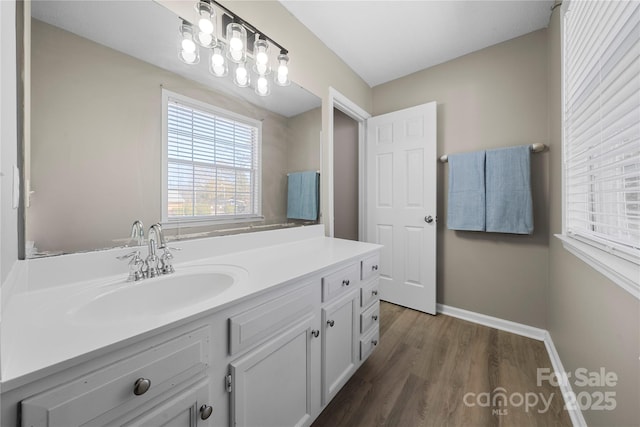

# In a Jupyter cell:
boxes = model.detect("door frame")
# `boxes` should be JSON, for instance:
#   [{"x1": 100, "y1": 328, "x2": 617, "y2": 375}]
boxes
[{"x1": 326, "y1": 87, "x2": 370, "y2": 239}]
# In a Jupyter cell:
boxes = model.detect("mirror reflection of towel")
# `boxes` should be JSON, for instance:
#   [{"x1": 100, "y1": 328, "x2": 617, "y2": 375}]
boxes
[{"x1": 287, "y1": 171, "x2": 319, "y2": 220}]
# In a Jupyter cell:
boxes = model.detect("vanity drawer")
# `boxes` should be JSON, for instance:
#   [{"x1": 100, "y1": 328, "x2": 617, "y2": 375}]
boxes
[
  {"x1": 361, "y1": 278, "x2": 380, "y2": 308},
  {"x1": 322, "y1": 263, "x2": 359, "y2": 302},
  {"x1": 21, "y1": 327, "x2": 209, "y2": 427},
  {"x1": 361, "y1": 253, "x2": 380, "y2": 281},
  {"x1": 360, "y1": 300, "x2": 380, "y2": 334},
  {"x1": 229, "y1": 284, "x2": 316, "y2": 355},
  {"x1": 360, "y1": 327, "x2": 380, "y2": 361}
]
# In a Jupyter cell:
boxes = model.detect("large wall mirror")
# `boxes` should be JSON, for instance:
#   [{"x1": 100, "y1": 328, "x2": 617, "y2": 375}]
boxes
[{"x1": 24, "y1": 0, "x2": 322, "y2": 257}]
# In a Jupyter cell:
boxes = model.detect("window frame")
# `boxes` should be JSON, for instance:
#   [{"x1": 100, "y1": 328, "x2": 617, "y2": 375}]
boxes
[
  {"x1": 161, "y1": 89, "x2": 263, "y2": 228},
  {"x1": 557, "y1": 0, "x2": 640, "y2": 299}
]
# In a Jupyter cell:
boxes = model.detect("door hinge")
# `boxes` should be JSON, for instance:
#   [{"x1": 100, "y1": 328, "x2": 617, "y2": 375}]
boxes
[{"x1": 225, "y1": 374, "x2": 232, "y2": 393}]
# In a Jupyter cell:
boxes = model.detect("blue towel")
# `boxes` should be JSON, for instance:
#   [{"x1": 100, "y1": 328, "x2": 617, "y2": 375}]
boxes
[
  {"x1": 447, "y1": 151, "x2": 486, "y2": 231},
  {"x1": 486, "y1": 145, "x2": 533, "y2": 234},
  {"x1": 287, "y1": 171, "x2": 319, "y2": 220}
]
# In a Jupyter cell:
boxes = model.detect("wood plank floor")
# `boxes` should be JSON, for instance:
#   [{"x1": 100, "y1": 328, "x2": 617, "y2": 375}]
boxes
[{"x1": 312, "y1": 302, "x2": 572, "y2": 427}]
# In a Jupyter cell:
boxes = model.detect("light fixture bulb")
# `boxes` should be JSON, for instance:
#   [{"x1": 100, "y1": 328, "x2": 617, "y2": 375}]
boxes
[
  {"x1": 178, "y1": 20, "x2": 200, "y2": 65},
  {"x1": 255, "y1": 75, "x2": 270, "y2": 96},
  {"x1": 274, "y1": 51, "x2": 290, "y2": 86},
  {"x1": 209, "y1": 46, "x2": 228, "y2": 77},
  {"x1": 234, "y1": 62, "x2": 250, "y2": 87},
  {"x1": 198, "y1": 18, "x2": 214, "y2": 34},
  {"x1": 253, "y1": 36, "x2": 271, "y2": 75},
  {"x1": 226, "y1": 23, "x2": 247, "y2": 64},
  {"x1": 181, "y1": 38, "x2": 196, "y2": 53},
  {"x1": 193, "y1": 1, "x2": 216, "y2": 48}
]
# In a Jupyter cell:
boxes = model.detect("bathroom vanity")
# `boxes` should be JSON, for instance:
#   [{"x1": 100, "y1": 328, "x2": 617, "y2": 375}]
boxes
[{"x1": 0, "y1": 226, "x2": 381, "y2": 426}]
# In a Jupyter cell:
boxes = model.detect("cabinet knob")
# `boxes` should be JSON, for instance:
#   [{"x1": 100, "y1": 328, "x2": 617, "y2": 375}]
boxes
[
  {"x1": 311, "y1": 329, "x2": 320, "y2": 338},
  {"x1": 133, "y1": 378, "x2": 151, "y2": 396},
  {"x1": 327, "y1": 319, "x2": 335, "y2": 327},
  {"x1": 372, "y1": 290, "x2": 378, "y2": 296},
  {"x1": 200, "y1": 404, "x2": 213, "y2": 420},
  {"x1": 342, "y1": 279, "x2": 350, "y2": 286},
  {"x1": 372, "y1": 265, "x2": 378, "y2": 271},
  {"x1": 371, "y1": 339, "x2": 378, "y2": 346},
  {"x1": 372, "y1": 315, "x2": 378, "y2": 321}
]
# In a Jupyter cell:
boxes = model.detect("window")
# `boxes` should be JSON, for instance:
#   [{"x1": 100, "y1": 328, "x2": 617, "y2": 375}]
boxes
[
  {"x1": 162, "y1": 90, "x2": 261, "y2": 225},
  {"x1": 560, "y1": 0, "x2": 640, "y2": 296}
]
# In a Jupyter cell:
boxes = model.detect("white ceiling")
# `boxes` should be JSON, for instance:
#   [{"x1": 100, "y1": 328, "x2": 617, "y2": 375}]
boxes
[{"x1": 280, "y1": 0, "x2": 554, "y2": 87}]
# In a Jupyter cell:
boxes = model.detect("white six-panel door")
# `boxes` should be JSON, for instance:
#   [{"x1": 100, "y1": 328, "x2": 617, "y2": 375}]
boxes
[{"x1": 365, "y1": 102, "x2": 437, "y2": 314}]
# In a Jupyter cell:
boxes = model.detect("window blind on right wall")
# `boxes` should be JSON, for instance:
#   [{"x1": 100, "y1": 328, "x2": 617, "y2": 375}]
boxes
[{"x1": 563, "y1": 0, "x2": 640, "y2": 262}]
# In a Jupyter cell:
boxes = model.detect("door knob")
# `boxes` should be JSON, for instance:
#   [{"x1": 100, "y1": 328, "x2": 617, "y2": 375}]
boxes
[{"x1": 425, "y1": 215, "x2": 434, "y2": 224}]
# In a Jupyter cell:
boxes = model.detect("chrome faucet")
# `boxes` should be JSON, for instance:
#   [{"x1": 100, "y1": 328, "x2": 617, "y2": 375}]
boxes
[
  {"x1": 119, "y1": 221, "x2": 177, "y2": 281},
  {"x1": 130, "y1": 220, "x2": 145, "y2": 246}
]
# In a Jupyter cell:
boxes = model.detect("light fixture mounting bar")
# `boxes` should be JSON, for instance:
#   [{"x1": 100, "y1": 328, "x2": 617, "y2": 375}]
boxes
[{"x1": 210, "y1": 0, "x2": 288, "y2": 54}]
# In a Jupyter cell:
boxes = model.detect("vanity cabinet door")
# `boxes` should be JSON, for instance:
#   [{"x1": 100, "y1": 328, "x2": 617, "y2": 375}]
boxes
[
  {"x1": 321, "y1": 289, "x2": 358, "y2": 405},
  {"x1": 122, "y1": 378, "x2": 212, "y2": 427},
  {"x1": 229, "y1": 314, "x2": 318, "y2": 427}
]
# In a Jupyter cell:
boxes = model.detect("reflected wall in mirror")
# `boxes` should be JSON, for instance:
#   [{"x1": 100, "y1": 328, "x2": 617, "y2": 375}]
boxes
[{"x1": 26, "y1": 0, "x2": 322, "y2": 257}]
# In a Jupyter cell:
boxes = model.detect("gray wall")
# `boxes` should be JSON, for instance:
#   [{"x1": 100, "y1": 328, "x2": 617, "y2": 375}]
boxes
[
  {"x1": 333, "y1": 109, "x2": 358, "y2": 241},
  {"x1": 546, "y1": 7, "x2": 640, "y2": 426},
  {"x1": 372, "y1": 30, "x2": 549, "y2": 328}
]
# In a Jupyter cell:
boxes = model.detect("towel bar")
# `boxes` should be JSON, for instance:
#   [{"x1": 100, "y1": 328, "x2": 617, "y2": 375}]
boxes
[{"x1": 439, "y1": 143, "x2": 546, "y2": 163}]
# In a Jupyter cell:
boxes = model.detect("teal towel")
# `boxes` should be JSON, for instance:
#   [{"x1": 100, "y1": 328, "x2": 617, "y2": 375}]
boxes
[
  {"x1": 447, "y1": 151, "x2": 486, "y2": 231},
  {"x1": 287, "y1": 171, "x2": 319, "y2": 220},
  {"x1": 486, "y1": 145, "x2": 533, "y2": 234}
]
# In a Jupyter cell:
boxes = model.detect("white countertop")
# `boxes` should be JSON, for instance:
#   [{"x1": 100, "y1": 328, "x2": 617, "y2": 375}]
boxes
[{"x1": 1, "y1": 227, "x2": 380, "y2": 391}]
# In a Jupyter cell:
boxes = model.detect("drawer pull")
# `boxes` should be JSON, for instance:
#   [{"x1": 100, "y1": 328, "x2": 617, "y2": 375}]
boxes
[
  {"x1": 327, "y1": 320, "x2": 335, "y2": 327},
  {"x1": 372, "y1": 315, "x2": 378, "y2": 321},
  {"x1": 342, "y1": 279, "x2": 350, "y2": 287},
  {"x1": 133, "y1": 378, "x2": 151, "y2": 396},
  {"x1": 371, "y1": 339, "x2": 378, "y2": 346},
  {"x1": 200, "y1": 404, "x2": 213, "y2": 420},
  {"x1": 372, "y1": 290, "x2": 378, "y2": 296},
  {"x1": 311, "y1": 329, "x2": 320, "y2": 338}
]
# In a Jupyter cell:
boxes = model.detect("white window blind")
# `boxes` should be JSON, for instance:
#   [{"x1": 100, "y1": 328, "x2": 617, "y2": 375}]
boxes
[
  {"x1": 166, "y1": 96, "x2": 260, "y2": 221},
  {"x1": 563, "y1": 0, "x2": 640, "y2": 262}
]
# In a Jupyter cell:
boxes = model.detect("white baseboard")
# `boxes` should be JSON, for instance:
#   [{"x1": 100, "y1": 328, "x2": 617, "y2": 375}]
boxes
[
  {"x1": 543, "y1": 331, "x2": 588, "y2": 427},
  {"x1": 436, "y1": 303, "x2": 586, "y2": 426},
  {"x1": 436, "y1": 303, "x2": 547, "y2": 341}
]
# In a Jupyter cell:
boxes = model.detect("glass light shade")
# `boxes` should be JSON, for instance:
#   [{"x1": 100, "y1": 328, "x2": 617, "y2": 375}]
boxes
[
  {"x1": 233, "y1": 62, "x2": 251, "y2": 87},
  {"x1": 209, "y1": 46, "x2": 228, "y2": 77},
  {"x1": 274, "y1": 52, "x2": 290, "y2": 86},
  {"x1": 194, "y1": 1, "x2": 216, "y2": 48},
  {"x1": 255, "y1": 75, "x2": 270, "y2": 97},
  {"x1": 252, "y1": 37, "x2": 271, "y2": 75},
  {"x1": 226, "y1": 22, "x2": 247, "y2": 64},
  {"x1": 178, "y1": 21, "x2": 200, "y2": 65}
]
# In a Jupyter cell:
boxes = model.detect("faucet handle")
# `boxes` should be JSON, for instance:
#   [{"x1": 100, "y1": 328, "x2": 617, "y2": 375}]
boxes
[
  {"x1": 118, "y1": 250, "x2": 145, "y2": 282},
  {"x1": 160, "y1": 247, "x2": 176, "y2": 275}
]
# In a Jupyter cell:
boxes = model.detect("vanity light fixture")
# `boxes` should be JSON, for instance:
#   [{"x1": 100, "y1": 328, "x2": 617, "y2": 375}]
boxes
[
  {"x1": 178, "y1": 20, "x2": 199, "y2": 65},
  {"x1": 209, "y1": 45, "x2": 228, "y2": 77},
  {"x1": 226, "y1": 21, "x2": 247, "y2": 63},
  {"x1": 234, "y1": 61, "x2": 251, "y2": 87},
  {"x1": 194, "y1": 0, "x2": 216, "y2": 48},
  {"x1": 179, "y1": 0, "x2": 291, "y2": 95},
  {"x1": 253, "y1": 35, "x2": 271, "y2": 75},
  {"x1": 275, "y1": 50, "x2": 290, "y2": 87}
]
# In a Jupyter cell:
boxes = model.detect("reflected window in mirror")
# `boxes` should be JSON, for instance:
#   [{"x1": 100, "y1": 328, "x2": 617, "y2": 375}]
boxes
[{"x1": 162, "y1": 89, "x2": 262, "y2": 227}]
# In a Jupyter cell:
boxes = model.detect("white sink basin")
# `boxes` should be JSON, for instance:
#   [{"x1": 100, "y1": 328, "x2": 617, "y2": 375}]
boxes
[{"x1": 66, "y1": 264, "x2": 247, "y2": 324}]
